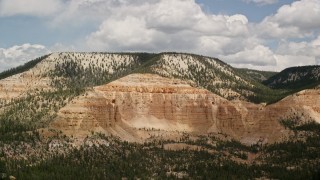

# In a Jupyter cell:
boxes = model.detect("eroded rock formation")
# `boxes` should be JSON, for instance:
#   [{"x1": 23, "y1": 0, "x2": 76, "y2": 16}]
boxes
[{"x1": 51, "y1": 74, "x2": 320, "y2": 143}]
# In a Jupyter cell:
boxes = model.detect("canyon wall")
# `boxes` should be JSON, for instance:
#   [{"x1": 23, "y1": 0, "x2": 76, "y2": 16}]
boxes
[{"x1": 50, "y1": 74, "x2": 320, "y2": 143}]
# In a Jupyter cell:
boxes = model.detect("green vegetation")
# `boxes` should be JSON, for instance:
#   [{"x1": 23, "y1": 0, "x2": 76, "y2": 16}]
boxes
[
  {"x1": 263, "y1": 65, "x2": 320, "y2": 89},
  {"x1": 144, "y1": 53, "x2": 290, "y2": 104},
  {"x1": 245, "y1": 83, "x2": 290, "y2": 104},
  {"x1": 261, "y1": 119, "x2": 320, "y2": 179},
  {"x1": 236, "y1": 68, "x2": 277, "y2": 82},
  {"x1": 0, "y1": 89, "x2": 80, "y2": 142},
  {"x1": 4, "y1": 135, "x2": 254, "y2": 179},
  {"x1": 50, "y1": 53, "x2": 139, "y2": 90},
  {"x1": 234, "y1": 67, "x2": 292, "y2": 104},
  {"x1": 3, "y1": 121, "x2": 320, "y2": 180},
  {"x1": 48, "y1": 52, "x2": 170, "y2": 92},
  {"x1": 1, "y1": 52, "x2": 313, "y2": 104}
]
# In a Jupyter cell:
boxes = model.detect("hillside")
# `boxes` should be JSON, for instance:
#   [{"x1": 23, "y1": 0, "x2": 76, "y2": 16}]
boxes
[
  {"x1": 0, "y1": 54, "x2": 51, "y2": 81},
  {"x1": 236, "y1": 68, "x2": 277, "y2": 82},
  {"x1": 47, "y1": 52, "x2": 259, "y2": 101},
  {"x1": 1, "y1": 52, "x2": 320, "y2": 179},
  {"x1": 0, "y1": 52, "x2": 293, "y2": 104},
  {"x1": 263, "y1": 65, "x2": 320, "y2": 89}
]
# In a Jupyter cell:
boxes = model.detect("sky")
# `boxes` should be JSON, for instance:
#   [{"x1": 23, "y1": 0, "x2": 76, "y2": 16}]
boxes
[{"x1": 0, "y1": 0, "x2": 320, "y2": 72}]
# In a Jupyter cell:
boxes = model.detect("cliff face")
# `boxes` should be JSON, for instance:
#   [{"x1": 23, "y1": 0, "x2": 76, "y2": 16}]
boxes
[
  {"x1": 2, "y1": 52, "x2": 319, "y2": 144},
  {"x1": 51, "y1": 74, "x2": 218, "y2": 140},
  {"x1": 50, "y1": 73, "x2": 320, "y2": 144}
]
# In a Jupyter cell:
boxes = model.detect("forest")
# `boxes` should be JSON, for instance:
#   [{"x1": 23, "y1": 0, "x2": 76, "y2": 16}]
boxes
[{"x1": 1, "y1": 118, "x2": 320, "y2": 179}]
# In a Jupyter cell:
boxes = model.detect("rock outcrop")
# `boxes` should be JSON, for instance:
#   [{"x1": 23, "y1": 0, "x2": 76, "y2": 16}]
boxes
[{"x1": 51, "y1": 73, "x2": 320, "y2": 143}]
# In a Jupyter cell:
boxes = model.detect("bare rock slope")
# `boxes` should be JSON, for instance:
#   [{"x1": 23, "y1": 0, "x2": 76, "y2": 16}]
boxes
[{"x1": 51, "y1": 73, "x2": 320, "y2": 143}]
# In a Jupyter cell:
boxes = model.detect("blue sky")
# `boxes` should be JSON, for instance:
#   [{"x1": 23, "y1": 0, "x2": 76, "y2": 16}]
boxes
[
  {"x1": 0, "y1": 0, "x2": 319, "y2": 72},
  {"x1": 197, "y1": 0, "x2": 295, "y2": 22}
]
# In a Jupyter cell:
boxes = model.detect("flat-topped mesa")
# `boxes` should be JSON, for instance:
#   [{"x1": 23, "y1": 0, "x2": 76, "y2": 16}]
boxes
[{"x1": 51, "y1": 73, "x2": 293, "y2": 143}]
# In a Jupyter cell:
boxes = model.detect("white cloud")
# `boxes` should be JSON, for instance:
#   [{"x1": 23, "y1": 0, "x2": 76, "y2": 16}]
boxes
[
  {"x1": 257, "y1": 0, "x2": 320, "y2": 38},
  {"x1": 0, "y1": 44, "x2": 50, "y2": 72},
  {"x1": 316, "y1": 57, "x2": 320, "y2": 65},
  {"x1": 241, "y1": 0, "x2": 320, "y2": 71},
  {"x1": 234, "y1": 34, "x2": 320, "y2": 71},
  {"x1": 86, "y1": 0, "x2": 251, "y2": 54},
  {"x1": 234, "y1": 35, "x2": 320, "y2": 71},
  {"x1": 231, "y1": 54, "x2": 317, "y2": 72},
  {"x1": 274, "y1": 55, "x2": 317, "y2": 70},
  {"x1": 312, "y1": 35, "x2": 320, "y2": 47},
  {"x1": 272, "y1": 0, "x2": 320, "y2": 31},
  {"x1": 222, "y1": 45, "x2": 277, "y2": 66},
  {"x1": 0, "y1": 0, "x2": 64, "y2": 16},
  {"x1": 50, "y1": 43, "x2": 77, "y2": 52},
  {"x1": 145, "y1": 0, "x2": 203, "y2": 32},
  {"x1": 243, "y1": 0, "x2": 278, "y2": 6},
  {"x1": 84, "y1": 0, "x2": 319, "y2": 70},
  {"x1": 193, "y1": 14, "x2": 249, "y2": 37},
  {"x1": 276, "y1": 40, "x2": 320, "y2": 57},
  {"x1": 1, "y1": 0, "x2": 319, "y2": 72},
  {"x1": 87, "y1": 16, "x2": 167, "y2": 51},
  {"x1": 50, "y1": 0, "x2": 116, "y2": 27}
]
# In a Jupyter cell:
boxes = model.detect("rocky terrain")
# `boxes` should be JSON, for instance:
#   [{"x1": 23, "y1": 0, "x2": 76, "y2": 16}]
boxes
[
  {"x1": 1, "y1": 52, "x2": 320, "y2": 179},
  {"x1": 50, "y1": 73, "x2": 320, "y2": 145}
]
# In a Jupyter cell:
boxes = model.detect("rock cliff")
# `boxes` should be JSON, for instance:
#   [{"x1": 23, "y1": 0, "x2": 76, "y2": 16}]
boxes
[{"x1": 51, "y1": 73, "x2": 320, "y2": 144}]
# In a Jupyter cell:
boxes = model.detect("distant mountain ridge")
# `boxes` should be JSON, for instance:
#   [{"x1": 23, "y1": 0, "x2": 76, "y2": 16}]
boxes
[{"x1": 263, "y1": 65, "x2": 320, "y2": 90}]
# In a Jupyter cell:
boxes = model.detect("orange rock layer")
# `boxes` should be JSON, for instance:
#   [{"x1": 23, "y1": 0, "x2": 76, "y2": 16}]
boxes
[{"x1": 51, "y1": 74, "x2": 320, "y2": 144}]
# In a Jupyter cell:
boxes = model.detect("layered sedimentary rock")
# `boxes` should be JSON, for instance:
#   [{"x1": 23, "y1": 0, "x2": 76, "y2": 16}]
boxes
[
  {"x1": 51, "y1": 74, "x2": 222, "y2": 140},
  {"x1": 51, "y1": 73, "x2": 320, "y2": 143}
]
